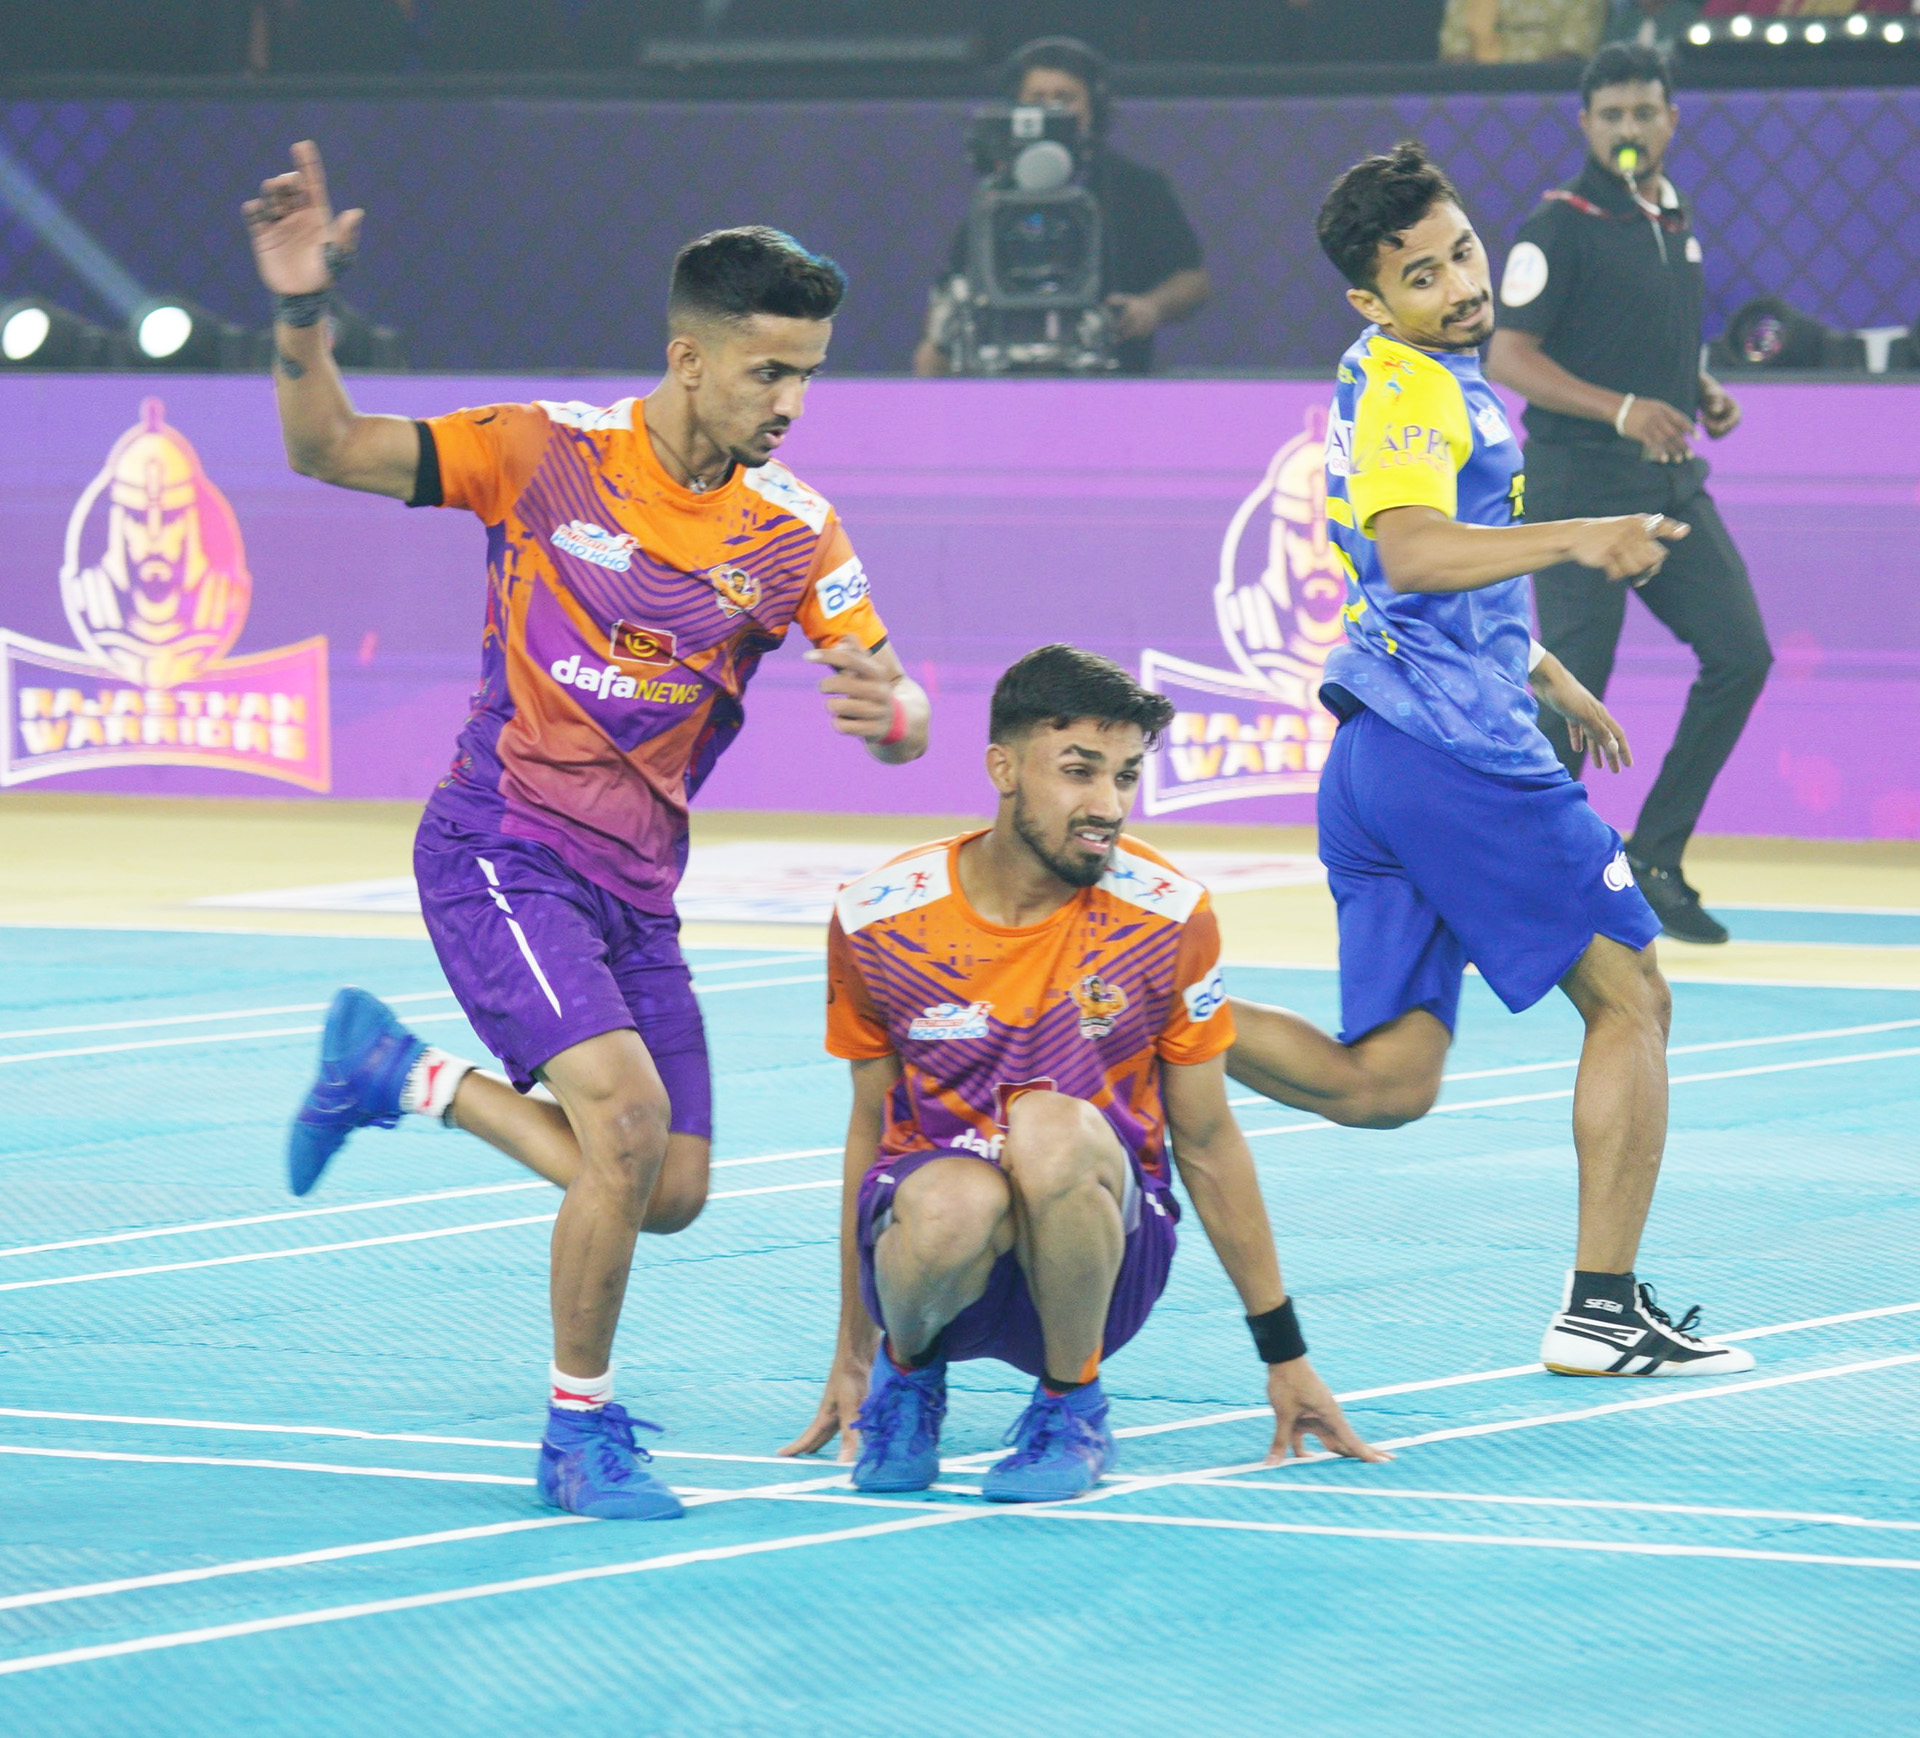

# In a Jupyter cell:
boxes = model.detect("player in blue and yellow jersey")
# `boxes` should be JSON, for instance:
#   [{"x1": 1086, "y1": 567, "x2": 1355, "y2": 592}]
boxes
[
  {"x1": 1228, "y1": 143, "x2": 1754, "y2": 1380},
  {"x1": 781, "y1": 646, "x2": 1382, "y2": 1499}
]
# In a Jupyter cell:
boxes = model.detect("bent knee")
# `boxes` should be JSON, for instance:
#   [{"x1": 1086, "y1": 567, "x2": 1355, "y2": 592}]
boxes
[
  {"x1": 1002, "y1": 1091, "x2": 1119, "y2": 1198},
  {"x1": 894, "y1": 1162, "x2": 1010, "y2": 1263},
  {"x1": 575, "y1": 1086, "x2": 672, "y2": 1176},
  {"x1": 1336, "y1": 1071, "x2": 1441, "y2": 1130},
  {"x1": 640, "y1": 1179, "x2": 707, "y2": 1235}
]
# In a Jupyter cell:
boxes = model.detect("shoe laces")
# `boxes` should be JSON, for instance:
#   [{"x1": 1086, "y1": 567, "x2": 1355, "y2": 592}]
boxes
[
  {"x1": 1637, "y1": 1283, "x2": 1705, "y2": 1344},
  {"x1": 999, "y1": 1394, "x2": 1101, "y2": 1469},
  {"x1": 589, "y1": 1402, "x2": 664, "y2": 1472},
  {"x1": 855, "y1": 1369, "x2": 942, "y2": 1454}
]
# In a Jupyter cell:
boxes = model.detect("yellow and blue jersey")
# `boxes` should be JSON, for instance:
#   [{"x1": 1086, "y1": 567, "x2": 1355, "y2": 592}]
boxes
[{"x1": 1320, "y1": 327, "x2": 1562, "y2": 779}]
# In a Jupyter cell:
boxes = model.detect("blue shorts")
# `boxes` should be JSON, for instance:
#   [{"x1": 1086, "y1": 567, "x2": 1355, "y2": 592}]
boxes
[
  {"x1": 413, "y1": 809, "x2": 712, "y2": 1136},
  {"x1": 1318, "y1": 706, "x2": 1661, "y2": 1043}
]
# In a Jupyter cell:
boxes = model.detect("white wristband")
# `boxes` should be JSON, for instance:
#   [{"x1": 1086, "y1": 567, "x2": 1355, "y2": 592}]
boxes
[
  {"x1": 1528, "y1": 637, "x2": 1548, "y2": 673},
  {"x1": 1613, "y1": 393, "x2": 1636, "y2": 437}
]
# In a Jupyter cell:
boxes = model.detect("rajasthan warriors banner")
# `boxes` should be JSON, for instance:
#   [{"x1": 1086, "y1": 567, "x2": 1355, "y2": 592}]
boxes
[
  {"x1": 1140, "y1": 405, "x2": 1344, "y2": 816},
  {"x1": 0, "y1": 398, "x2": 329, "y2": 791}
]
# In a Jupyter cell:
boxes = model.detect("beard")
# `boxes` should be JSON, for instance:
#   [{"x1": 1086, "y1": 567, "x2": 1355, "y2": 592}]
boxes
[{"x1": 1012, "y1": 789, "x2": 1115, "y2": 889}]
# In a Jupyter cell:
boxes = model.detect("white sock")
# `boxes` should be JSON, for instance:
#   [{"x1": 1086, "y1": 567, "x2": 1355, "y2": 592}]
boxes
[
  {"x1": 399, "y1": 1047, "x2": 474, "y2": 1121},
  {"x1": 550, "y1": 1363, "x2": 614, "y2": 1412}
]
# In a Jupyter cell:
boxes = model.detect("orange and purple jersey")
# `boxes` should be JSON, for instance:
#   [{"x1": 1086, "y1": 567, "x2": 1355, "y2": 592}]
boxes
[
  {"x1": 417, "y1": 397, "x2": 887, "y2": 912},
  {"x1": 825, "y1": 832, "x2": 1235, "y2": 1187}
]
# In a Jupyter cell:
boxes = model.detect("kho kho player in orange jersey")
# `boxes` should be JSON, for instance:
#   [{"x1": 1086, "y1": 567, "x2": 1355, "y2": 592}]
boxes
[
  {"x1": 783, "y1": 646, "x2": 1382, "y2": 1500},
  {"x1": 247, "y1": 141, "x2": 930, "y2": 1519}
]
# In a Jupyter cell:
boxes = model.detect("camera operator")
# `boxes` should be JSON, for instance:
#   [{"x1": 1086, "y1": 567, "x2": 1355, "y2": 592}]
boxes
[
  {"x1": 912, "y1": 36, "x2": 1211, "y2": 376},
  {"x1": 1486, "y1": 41, "x2": 1771, "y2": 946}
]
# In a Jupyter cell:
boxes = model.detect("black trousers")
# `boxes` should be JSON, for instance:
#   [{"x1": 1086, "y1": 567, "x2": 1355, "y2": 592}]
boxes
[{"x1": 1528, "y1": 445, "x2": 1773, "y2": 871}]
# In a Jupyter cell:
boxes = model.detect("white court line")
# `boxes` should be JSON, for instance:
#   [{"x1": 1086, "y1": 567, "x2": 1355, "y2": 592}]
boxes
[
  {"x1": 0, "y1": 958, "x2": 807, "y2": 1044},
  {"x1": 1191, "y1": 1480, "x2": 1920, "y2": 1534},
  {"x1": 1098, "y1": 1296, "x2": 1920, "y2": 1444},
  {"x1": 0, "y1": 1444, "x2": 539, "y2": 1487},
  {"x1": 0, "y1": 1176, "x2": 841, "y2": 1295},
  {"x1": 0, "y1": 1145, "x2": 840, "y2": 1262},
  {"x1": 1238, "y1": 1042, "x2": 1920, "y2": 1137},
  {"x1": 0, "y1": 1517, "x2": 594, "y2": 1614},
  {"x1": 0, "y1": 1509, "x2": 981, "y2": 1680},
  {"x1": 0, "y1": 1409, "x2": 800, "y2": 1465},
  {"x1": 0, "y1": 978, "x2": 825, "y2": 1066},
  {"x1": 0, "y1": 991, "x2": 457, "y2": 1043}
]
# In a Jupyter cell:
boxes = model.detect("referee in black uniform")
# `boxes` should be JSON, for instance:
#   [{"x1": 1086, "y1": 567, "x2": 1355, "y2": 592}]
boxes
[{"x1": 1487, "y1": 42, "x2": 1772, "y2": 945}]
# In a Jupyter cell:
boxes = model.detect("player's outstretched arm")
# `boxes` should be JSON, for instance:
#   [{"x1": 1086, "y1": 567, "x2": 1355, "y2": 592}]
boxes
[
  {"x1": 1373, "y1": 503, "x2": 1690, "y2": 596},
  {"x1": 779, "y1": 1054, "x2": 895, "y2": 1460},
  {"x1": 1531, "y1": 649, "x2": 1633, "y2": 773},
  {"x1": 1163, "y1": 1057, "x2": 1389, "y2": 1465},
  {"x1": 805, "y1": 637, "x2": 930, "y2": 765},
  {"x1": 242, "y1": 141, "x2": 419, "y2": 500}
]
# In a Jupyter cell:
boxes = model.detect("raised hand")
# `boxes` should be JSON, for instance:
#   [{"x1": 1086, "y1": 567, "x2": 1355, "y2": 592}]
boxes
[
  {"x1": 1263, "y1": 1357, "x2": 1392, "y2": 1466},
  {"x1": 242, "y1": 140, "x2": 363, "y2": 298},
  {"x1": 1566, "y1": 513, "x2": 1689, "y2": 586}
]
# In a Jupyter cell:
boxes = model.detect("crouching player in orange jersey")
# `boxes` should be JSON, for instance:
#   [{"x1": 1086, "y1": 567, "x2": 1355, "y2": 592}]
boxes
[{"x1": 783, "y1": 646, "x2": 1383, "y2": 1500}]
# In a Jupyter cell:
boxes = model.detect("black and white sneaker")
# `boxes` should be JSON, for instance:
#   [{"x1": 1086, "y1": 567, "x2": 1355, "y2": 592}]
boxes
[{"x1": 1540, "y1": 1271, "x2": 1755, "y2": 1377}]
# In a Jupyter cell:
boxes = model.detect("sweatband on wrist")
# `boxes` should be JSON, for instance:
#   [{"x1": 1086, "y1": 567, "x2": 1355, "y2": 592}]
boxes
[
  {"x1": 275, "y1": 289, "x2": 331, "y2": 328},
  {"x1": 879, "y1": 694, "x2": 908, "y2": 747},
  {"x1": 1528, "y1": 637, "x2": 1548, "y2": 673},
  {"x1": 1247, "y1": 1298, "x2": 1307, "y2": 1365},
  {"x1": 1613, "y1": 393, "x2": 1636, "y2": 437}
]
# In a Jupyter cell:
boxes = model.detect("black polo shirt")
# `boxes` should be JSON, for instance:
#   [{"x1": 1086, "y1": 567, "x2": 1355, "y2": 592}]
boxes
[
  {"x1": 1498, "y1": 156, "x2": 1706, "y2": 448},
  {"x1": 944, "y1": 146, "x2": 1203, "y2": 375}
]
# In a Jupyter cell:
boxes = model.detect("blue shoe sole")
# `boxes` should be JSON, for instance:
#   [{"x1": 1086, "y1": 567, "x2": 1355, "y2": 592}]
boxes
[
  {"x1": 851, "y1": 1463, "x2": 939, "y2": 1494},
  {"x1": 286, "y1": 988, "x2": 418, "y2": 1197}
]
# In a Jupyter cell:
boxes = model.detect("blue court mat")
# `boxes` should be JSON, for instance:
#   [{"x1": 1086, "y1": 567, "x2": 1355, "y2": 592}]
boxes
[{"x1": 2, "y1": 926, "x2": 1918, "y2": 1735}]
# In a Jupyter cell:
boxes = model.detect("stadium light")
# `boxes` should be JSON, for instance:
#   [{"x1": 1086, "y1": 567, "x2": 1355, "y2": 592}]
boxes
[
  {"x1": 1847, "y1": 13, "x2": 1869, "y2": 36},
  {"x1": 1729, "y1": 15, "x2": 1753, "y2": 38},
  {"x1": 128, "y1": 297, "x2": 259, "y2": 370},
  {"x1": 1889, "y1": 22, "x2": 1909, "y2": 44},
  {"x1": 0, "y1": 296, "x2": 122, "y2": 368},
  {"x1": 1764, "y1": 22, "x2": 1789, "y2": 44},
  {"x1": 1805, "y1": 22, "x2": 1826, "y2": 44},
  {"x1": 1688, "y1": 21, "x2": 1711, "y2": 45}
]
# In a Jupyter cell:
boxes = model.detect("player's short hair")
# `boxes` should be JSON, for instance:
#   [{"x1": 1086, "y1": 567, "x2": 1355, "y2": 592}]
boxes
[
  {"x1": 668, "y1": 227, "x2": 847, "y2": 329},
  {"x1": 1581, "y1": 41, "x2": 1673, "y2": 107},
  {"x1": 990, "y1": 645, "x2": 1175, "y2": 749},
  {"x1": 1316, "y1": 140, "x2": 1465, "y2": 293}
]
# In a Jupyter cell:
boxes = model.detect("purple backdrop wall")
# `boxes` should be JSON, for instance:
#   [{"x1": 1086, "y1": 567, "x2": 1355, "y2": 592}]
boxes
[
  {"x1": 2, "y1": 87, "x2": 1916, "y2": 373},
  {"x1": 2, "y1": 374, "x2": 1915, "y2": 841}
]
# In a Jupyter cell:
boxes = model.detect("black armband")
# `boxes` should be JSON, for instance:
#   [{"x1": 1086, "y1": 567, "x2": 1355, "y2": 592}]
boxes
[
  {"x1": 1247, "y1": 1297, "x2": 1307, "y2": 1365},
  {"x1": 406, "y1": 421, "x2": 443, "y2": 510}
]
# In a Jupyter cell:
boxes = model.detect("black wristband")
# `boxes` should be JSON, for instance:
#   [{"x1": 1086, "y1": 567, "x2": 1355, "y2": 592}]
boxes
[
  {"x1": 275, "y1": 289, "x2": 330, "y2": 329},
  {"x1": 1247, "y1": 1298, "x2": 1307, "y2": 1365}
]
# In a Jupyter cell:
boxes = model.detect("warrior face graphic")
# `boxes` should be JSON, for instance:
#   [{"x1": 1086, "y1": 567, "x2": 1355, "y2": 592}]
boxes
[{"x1": 60, "y1": 399, "x2": 252, "y2": 688}]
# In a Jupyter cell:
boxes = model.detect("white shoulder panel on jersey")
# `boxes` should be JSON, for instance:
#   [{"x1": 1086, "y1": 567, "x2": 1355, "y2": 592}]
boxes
[
  {"x1": 742, "y1": 460, "x2": 832, "y2": 534},
  {"x1": 837, "y1": 844, "x2": 951, "y2": 935},
  {"x1": 1098, "y1": 847, "x2": 1204, "y2": 924},
  {"x1": 535, "y1": 398, "x2": 638, "y2": 432}
]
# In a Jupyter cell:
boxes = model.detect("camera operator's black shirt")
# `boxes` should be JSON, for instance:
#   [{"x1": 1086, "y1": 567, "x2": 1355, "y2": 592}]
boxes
[
  {"x1": 1499, "y1": 156, "x2": 1705, "y2": 448},
  {"x1": 944, "y1": 146, "x2": 1203, "y2": 374}
]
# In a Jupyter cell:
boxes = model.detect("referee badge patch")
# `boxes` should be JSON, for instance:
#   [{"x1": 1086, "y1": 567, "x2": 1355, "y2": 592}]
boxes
[{"x1": 1499, "y1": 241, "x2": 1549, "y2": 308}]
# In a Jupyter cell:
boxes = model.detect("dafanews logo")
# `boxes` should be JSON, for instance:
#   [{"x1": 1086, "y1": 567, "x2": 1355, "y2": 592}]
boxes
[
  {"x1": 548, "y1": 653, "x2": 702, "y2": 707},
  {"x1": 907, "y1": 1001, "x2": 992, "y2": 1042},
  {"x1": 1182, "y1": 965, "x2": 1227, "y2": 1025},
  {"x1": 551, "y1": 521, "x2": 640, "y2": 572},
  {"x1": 814, "y1": 556, "x2": 870, "y2": 618}
]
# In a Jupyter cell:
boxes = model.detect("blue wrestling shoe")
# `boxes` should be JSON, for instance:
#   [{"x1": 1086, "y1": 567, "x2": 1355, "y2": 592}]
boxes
[
  {"x1": 286, "y1": 987, "x2": 423, "y2": 1197},
  {"x1": 851, "y1": 1355, "x2": 947, "y2": 1493},
  {"x1": 981, "y1": 1380, "x2": 1116, "y2": 1503},
  {"x1": 537, "y1": 1403, "x2": 685, "y2": 1521}
]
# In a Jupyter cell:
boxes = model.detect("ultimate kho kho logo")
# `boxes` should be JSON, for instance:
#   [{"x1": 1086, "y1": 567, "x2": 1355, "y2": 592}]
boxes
[
  {"x1": 1140, "y1": 406, "x2": 1345, "y2": 815},
  {"x1": 0, "y1": 399, "x2": 329, "y2": 791}
]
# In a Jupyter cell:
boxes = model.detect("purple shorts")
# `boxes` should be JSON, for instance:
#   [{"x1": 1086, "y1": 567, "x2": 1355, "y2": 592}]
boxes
[
  {"x1": 413, "y1": 809, "x2": 712, "y2": 1136},
  {"x1": 857, "y1": 1146, "x2": 1179, "y2": 1379}
]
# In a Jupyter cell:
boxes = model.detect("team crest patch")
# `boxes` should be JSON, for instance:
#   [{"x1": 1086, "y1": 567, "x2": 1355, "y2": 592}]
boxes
[
  {"x1": 1070, "y1": 973, "x2": 1129, "y2": 1039},
  {"x1": 1603, "y1": 850, "x2": 1635, "y2": 893},
  {"x1": 907, "y1": 1001, "x2": 992, "y2": 1042},
  {"x1": 608, "y1": 620, "x2": 676, "y2": 670},
  {"x1": 707, "y1": 564, "x2": 761, "y2": 618}
]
